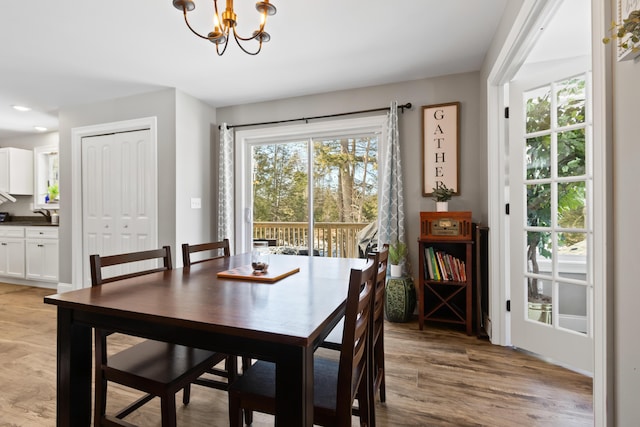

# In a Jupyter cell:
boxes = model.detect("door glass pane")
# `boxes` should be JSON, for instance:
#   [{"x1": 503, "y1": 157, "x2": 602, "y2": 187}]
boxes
[
  {"x1": 558, "y1": 129, "x2": 586, "y2": 177},
  {"x1": 558, "y1": 281, "x2": 588, "y2": 334},
  {"x1": 556, "y1": 77, "x2": 586, "y2": 127},
  {"x1": 527, "y1": 231, "x2": 552, "y2": 276},
  {"x1": 557, "y1": 232, "x2": 587, "y2": 280},
  {"x1": 525, "y1": 86, "x2": 551, "y2": 133},
  {"x1": 251, "y1": 134, "x2": 379, "y2": 259},
  {"x1": 557, "y1": 182, "x2": 586, "y2": 229},
  {"x1": 527, "y1": 184, "x2": 551, "y2": 226},
  {"x1": 526, "y1": 230, "x2": 553, "y2": 324},
  {"x1": 313, "y1": 136, "x2": 378, "y2": 258},
  {"x1": 527, "y1": 277, "x2": 553, "y2": 325},
  {"x1": 252, "y1": 141, "x2": 309, "y2": 252},
  {"x1": 526, "y1": 135, "x2": 551, "y2": 179}
]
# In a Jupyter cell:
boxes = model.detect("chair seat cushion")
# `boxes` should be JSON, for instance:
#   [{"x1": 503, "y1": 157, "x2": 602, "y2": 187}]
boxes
[
  {"x1": 228, "y1": 357, "x2": 339, "y2": 411},
  {"x1": 107, "y1": 339, "x2": 222, "y2": 385}
]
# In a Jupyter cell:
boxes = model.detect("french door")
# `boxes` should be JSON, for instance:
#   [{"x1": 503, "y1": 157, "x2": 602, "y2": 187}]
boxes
[{"x1": 509, "y1": 57, "x2": 593, "y2": 373}]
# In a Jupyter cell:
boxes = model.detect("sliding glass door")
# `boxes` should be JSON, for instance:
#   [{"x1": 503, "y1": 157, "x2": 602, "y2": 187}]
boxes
[{"x1": 235, "y1": 115, "x2": 388, "y2": 257}]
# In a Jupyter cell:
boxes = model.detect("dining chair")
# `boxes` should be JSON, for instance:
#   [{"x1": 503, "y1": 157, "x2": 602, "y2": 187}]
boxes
[
  {"x1": 227, "y1": 254, "x2": 377, "y2": 427},
  {"x1": 90, "y1": 246, "x2": 228, "y2": 427},
  {"x1": 181, "y1": 238, "x2": 230, "y2": 266},
  {"x1": 181, "y1": 239, "x2": 252, "y2": 387},
  {"x1": 320, "y1": 244, "x2": 390, "y2": 407}
]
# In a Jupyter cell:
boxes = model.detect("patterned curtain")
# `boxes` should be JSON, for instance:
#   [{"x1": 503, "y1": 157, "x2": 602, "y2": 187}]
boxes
[
  {"x1": 218, "y1": 124, "x2": 235, "y2": 250},
  {"x1": 378, "y1": 101, "x2": 409, "y2": 275}
]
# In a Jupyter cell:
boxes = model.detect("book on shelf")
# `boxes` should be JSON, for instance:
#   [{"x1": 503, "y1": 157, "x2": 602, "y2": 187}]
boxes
[
  {"x1": 424, "y1": 246, "x2": 467, "y2": 282},
  {"x1": 425, "y1": 247, "x2": 435, "y2": 280}
]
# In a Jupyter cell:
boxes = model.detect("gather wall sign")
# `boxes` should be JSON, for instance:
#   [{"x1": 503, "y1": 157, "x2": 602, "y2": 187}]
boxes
[{"x1": 422, "y1": 102, "x2": 460, "y2": 197}]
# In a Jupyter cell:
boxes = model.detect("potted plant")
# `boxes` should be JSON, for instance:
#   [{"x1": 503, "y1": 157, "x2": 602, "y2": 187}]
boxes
[
  {"x1": 388, "y1": 241, "x2": 407, "y2": 277},
  {"x1": 431, "y1": 184, "x2": 454, "y2": 212},
  {"x1": 385, "y1": 241, "x2": 416, "y2": 322},
  {"x1": 603, "y1": 9, "x2": 640, "y2": 53},
  {"x1": 47, "y1": 183, "x2": 59, "y2": 202}
]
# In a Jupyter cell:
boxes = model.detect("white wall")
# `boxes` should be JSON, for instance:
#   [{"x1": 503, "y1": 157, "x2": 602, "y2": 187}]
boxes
[
  {"x1": 612, "y1": 34, "x2": 640, "y2": 425},
  {"x1": 58, "y1": 89, "x2": 178, "y2": 283},
  {"x1": 57, "y1": 88, "x2": 216, "y2": 282},
  {"x1": 217, "y1": 72, "x2": 486, "y2": 281},
  {"x1": 175, "y1": 91, "x2": 217, "y2": 267}
]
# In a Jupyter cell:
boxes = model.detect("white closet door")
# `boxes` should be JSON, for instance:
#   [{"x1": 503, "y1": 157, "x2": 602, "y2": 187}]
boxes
[{"x1": 82, "y1": 129, "x2": 156, "y2": 282}]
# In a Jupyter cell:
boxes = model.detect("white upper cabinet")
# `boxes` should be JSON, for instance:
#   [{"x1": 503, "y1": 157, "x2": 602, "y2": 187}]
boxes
[
  {"x1": 0, "y1": 147, "x2": 33, "y2": 195},
  {"x1": 33, "y1": 145, "x2": 59, "y2": 209}
]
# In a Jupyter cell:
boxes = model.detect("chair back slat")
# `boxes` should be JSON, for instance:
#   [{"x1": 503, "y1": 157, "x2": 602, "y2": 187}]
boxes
[
  {"x1": 368, "y1": 243, "x2": 389, "y2": 341},
  {"x1": 182, "y1": 239, "x2": 230, "y2": 266},
  {"x1": 90, "y1": 246, "x2": 173, "y2": 286}
]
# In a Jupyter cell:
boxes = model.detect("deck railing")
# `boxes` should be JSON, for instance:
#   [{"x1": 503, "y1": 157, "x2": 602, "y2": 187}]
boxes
[{"x1": 253, "y1": 221, "x2": 370, "y2": 258}]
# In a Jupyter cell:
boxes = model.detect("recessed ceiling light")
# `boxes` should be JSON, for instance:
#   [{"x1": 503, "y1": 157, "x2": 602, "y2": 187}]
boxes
[
  {"x1": 34, "y1": 126, "x2": 48, "y2": 132},
  {"x1": 12, "y1": 105, "x2": 31, "y2": 112}
]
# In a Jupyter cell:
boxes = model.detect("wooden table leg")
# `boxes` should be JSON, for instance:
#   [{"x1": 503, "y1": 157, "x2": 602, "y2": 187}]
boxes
[
  {"x1": 275, "y1": 346, "x2": 314, "y2": 426},
  {"x1": 57, "y1": 308, "x2": 92, "y2": 426}
]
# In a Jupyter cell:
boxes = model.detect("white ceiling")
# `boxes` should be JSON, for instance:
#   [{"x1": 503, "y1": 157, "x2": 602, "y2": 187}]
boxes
[{"x1": 0, "y1": 0, "x2": 587, "y2": 140}]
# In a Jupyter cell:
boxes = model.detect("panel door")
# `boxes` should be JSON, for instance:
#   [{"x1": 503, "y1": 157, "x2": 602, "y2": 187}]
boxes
[{"x1": 81, "y1": 129, "x2": 156, "y2": 284}]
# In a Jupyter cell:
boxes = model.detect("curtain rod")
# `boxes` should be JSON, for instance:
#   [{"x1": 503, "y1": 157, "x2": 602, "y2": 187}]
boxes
[{"x1": 219, "y1": 102, "x2": 412, "y2": 130}]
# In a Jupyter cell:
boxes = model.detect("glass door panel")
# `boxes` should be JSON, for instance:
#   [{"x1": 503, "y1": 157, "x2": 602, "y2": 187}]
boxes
[
  {"x1": 312, "y1": 136, "x2": 378, "y2": 258},
  {"x1": 250, "y1": 133, "x2": 379, "y2": 258},
  {"x1": 252, "y1": 141, "x2": 309, "y2": 253}
]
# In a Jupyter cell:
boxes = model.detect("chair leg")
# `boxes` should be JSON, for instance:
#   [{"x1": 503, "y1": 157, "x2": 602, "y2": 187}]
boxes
[
  {"x1": 358, "y1": 372, "x2": 372, "y2": 427},
  {"x1": 376, "y1": 336, "x2": 386, "y2": 402},
  {"x1": 182, "y1": 384, "x2": 191, "y2": 405},
  {"x1": 228, "y1": 392, "x2": 244, "y2": 426},
  {"x1": 244, "y1": 409, "x2": 254, "y2": 425},
  {"x1": 94, "y1": 374, "x2": 107, "y2": 427},
  {"x1": 160, "y1": 394, "x2": 177, "y2": 427},
  {"x1": 227, "y1": 355, "x2": 239, "y2": 383},
  {"x1": 242, "y1": 356, "x2": 252, "y2": 373}
]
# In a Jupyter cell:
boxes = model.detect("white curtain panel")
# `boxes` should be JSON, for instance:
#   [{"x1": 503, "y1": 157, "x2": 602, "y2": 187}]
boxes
[
  {"x1": 218, "y1": 124, "x2": 235, "y2": 251},
  {"x1": 378, "y1": 101, "x2": 410, "y2": 275}
]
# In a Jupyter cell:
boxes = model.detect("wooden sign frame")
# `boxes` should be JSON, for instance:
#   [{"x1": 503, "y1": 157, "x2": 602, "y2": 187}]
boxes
[{"x1": 422, "y1": 102, "x2": 460, "y2": 197}]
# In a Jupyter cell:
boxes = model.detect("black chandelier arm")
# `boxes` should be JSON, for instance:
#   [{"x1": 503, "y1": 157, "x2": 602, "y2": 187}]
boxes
[
  {"x1": 232, "y1": 30, "x2": 263, "y2": 55},
  {"x1": 216, "y1": 38, "x2": 231, "y2": 56},
  {"x1": 231, "y1": 18, "x2": 268, "y2": 42},
  {"x1": 182, "y1": 10, "x2": 215, "y2": 40}
]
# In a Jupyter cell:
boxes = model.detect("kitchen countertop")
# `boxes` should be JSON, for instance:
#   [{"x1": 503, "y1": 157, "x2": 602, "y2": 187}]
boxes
[{"x1": 0, "y1": 216, "x2": 59, "y2": 227}]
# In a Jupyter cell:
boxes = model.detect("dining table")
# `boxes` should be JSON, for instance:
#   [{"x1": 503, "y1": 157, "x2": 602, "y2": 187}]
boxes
[{"x1": 44, "y1": 252, "x2": 366, "y2": 426}]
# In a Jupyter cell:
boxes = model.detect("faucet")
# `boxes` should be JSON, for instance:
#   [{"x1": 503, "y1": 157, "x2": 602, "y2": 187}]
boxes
[{"x1": 33, "y1": 209, "x2": 51, "y2": 221}]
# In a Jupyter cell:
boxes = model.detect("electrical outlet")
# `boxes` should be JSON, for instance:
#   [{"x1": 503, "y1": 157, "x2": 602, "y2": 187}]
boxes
[{"x1": 190, "y1": 198, "x2": 201, "y2": 209}]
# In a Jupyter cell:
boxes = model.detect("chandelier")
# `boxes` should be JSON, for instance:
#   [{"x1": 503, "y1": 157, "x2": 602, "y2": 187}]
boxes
[{"x1": 172, "y1": 0, "x2": 277, "y2": 56}]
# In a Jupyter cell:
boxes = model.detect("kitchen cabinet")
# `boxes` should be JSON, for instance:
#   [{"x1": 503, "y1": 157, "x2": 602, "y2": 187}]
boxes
[
  {"x1": 25, "y1": 227, "x2": 58, "y2": 282},
  {"x1": 0, "y1": 227, "x2": 25, "y2": 278},
  {"x1": 0, "y1": 147, "x2": 33, "y2": 195}
]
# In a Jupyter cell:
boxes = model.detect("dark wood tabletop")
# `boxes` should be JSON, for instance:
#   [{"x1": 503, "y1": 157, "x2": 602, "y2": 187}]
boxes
[{"x1": 45, "y1": 253, "x2": 366, "y2": 426}]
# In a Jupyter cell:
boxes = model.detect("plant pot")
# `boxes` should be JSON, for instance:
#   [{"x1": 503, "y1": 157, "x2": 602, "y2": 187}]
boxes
[
  {"x1": 528, "y1": 302, "x2": 552, "y2": 324},
  {"x1": 385, "y1": 276, "x2": 416, "y2": 322},
  {"x1": 390, "y1": 264, "x2": 402, "y2": 277},
  {"x1": 436, "y1": 201, "x2": 449, "y2": 212}
]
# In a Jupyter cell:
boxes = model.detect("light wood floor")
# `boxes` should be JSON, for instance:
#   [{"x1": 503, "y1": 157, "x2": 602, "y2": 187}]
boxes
[{"x1": 0, "y1": 283, "x2": 593, "y2": 426}]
